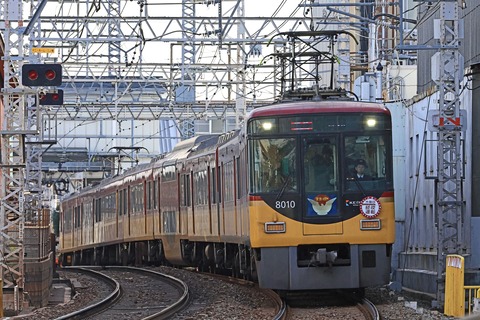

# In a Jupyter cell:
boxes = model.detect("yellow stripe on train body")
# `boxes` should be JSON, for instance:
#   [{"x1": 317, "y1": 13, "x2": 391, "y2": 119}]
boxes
[{"x1": 249, "y1": 196, "x2": 395, "y2": 248}]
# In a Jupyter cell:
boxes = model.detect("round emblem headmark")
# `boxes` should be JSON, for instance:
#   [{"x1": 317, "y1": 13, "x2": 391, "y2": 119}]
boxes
[{"x1": 359, "y1": 196, "x2": 381, "y2": 219}]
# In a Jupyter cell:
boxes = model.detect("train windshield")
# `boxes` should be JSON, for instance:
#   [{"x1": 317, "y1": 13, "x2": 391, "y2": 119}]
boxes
[
  {"x1": 250, "y1": 138, "x2": 297, "y2": 193},
  {"x1": 304, "y1": 138, "x2": 337, "y2": 193},
  {"x1": 344, "y1": 135, "x2": 392, "y2": 192},
  {"x1": 303, "y1": 137, "x2": 339, "y2": 217},
  {"x1": 247, "y1": 109, "x2": 393, "y2": 223}
]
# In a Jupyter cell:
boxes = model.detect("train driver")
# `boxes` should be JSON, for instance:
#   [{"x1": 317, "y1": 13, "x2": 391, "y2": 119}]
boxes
[{"x1": 352, "y1": 159, "x2": 372, "y2": 181}]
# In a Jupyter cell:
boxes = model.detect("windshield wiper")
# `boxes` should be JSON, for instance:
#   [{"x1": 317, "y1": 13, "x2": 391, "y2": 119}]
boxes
[
  {"x1": 351, "y1": 177, "x2": 367, "y2": 196},
  {"x1": 276, "y1": 174, "x2": 291, "y2": 201}
]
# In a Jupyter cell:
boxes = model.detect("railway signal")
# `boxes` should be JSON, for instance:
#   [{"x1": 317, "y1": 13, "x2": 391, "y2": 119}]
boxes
[
  {"x1": 22, "y1": 63, "x2": 62, "y2": 87},
  {"x1": 38, "y1": 90, "x2": 64, "y2": 105}
]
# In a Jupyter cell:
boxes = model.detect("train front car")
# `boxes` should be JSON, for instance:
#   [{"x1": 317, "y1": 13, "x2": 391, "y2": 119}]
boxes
[{"x1": 247, "y1": 100, "x2": 394, "y2": 292}]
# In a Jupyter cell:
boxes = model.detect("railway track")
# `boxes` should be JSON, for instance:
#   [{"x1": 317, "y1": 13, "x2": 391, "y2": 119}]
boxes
[
  {"x1": 282, "y1": 290, "x2": 380, "y2": 320},
  {"x1": 194, "y1": 271, "x2": 287, "y2": 319},
  {"x1": 357, "y1": 297, "x2": 380, "y2": 320},
  {"x1": 192, "y1": 270, "x2": 379, "y2": 319},
  {"x1": 53, "y1": 266, "x2": 378, "y2": 319},
  {"x1": 57, "y1": 266, "x2": 189, "y2": 320}
]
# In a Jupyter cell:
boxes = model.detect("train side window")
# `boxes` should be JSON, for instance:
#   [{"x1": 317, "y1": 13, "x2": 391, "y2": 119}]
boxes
[
  {"x1": 84, "y1": 201, "x2": 93, "y2": 226},
  {"x1": 224, "y1": 161, "x2": 234, "y2": 202},
  {"x1": 153, "y1": 179, "x2": 158, "y2": 210},
  {"x1": 147, "y1": 181, "x2": 152, "y2": 210},
  {"x1": 218, "y1": 166, "x2": 222, "y2": 203},
  {"x1": 130, "y1": 184, "x2": 144, "y2": 214},
  {"x1": 124, "y1": 189, "x2": 128, "y2": 215},
  {"x1": 210, "y1": 167, "x2": 216, "y2": 204},
  {"x1": 95, "y1": 198, "x2": 101, "y2": 222},
  {"x1": 147, "y1": 180, "x2": 156, "y2": 210},
  {"x1": 59, "y1": 209, "x2": 63, "y2": 233},
  {"x1": 64, "y1": 208, "x2": 72, "y2": 232},
  {"x1": 107, "y1": 193, "x2": 115, "y2": 219},
  {"x1": 119, "y1": 189, "x2": 124, "y2": 215},
  {"x1": 130, "y1": 187, "x2": 135, "y2": 213},
  {"x1": 74, "y1": 206, "x2": 80, "y2": 228},
  {"x1": 187, "y1": 174, "x2": 191, "y2": 206},
  {"x1": 180, "y1": 175, "x2": 185, "y2": 206},
  {"x1": 119, "y1": 191, "x2": 123, "y2": 216},
  {"x1": 163, "y1": 211, "x2": 176, "y2": 234},
  {"x1": 194, "y1": 170, "x2": 207, "y2": 205},
  {"x1": 236, "y1": 156, "x2": 242, "y2": 199},
  {"x1": 181, "y1": 174, "x2": 191, "y2": 207},
  {"x1": 162, "y1": 165, "x2": 176, "y2": 182}
]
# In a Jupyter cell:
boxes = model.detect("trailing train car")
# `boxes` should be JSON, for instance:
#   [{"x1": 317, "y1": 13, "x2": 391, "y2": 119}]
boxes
[{"x1": 59, "y1": 99, "x2": 394, "y2": 292}]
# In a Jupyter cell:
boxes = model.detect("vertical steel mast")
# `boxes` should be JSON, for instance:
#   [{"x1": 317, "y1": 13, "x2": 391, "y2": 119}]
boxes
[
  {"x1": 434, "y1": 0, "x2": 465, "y2": 306},
  {"x1": 179, "y1": 0, "x2": 196, "y2": 138},
  {"x1": 0, "y1": 0, "x2": 26, "y2": 309},
  {"x1": 235, "y1": 0, "x2": 246, "y2": 127},
  {"x1": 335, "y1": 0, "x2": 351, "y2": 91}
]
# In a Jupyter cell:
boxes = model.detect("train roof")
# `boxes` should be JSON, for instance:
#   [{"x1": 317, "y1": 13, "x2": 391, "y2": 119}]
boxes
[
  {"x1": 217, "y1": 130, "x2": 240, "y2": 145},
  {"x1": 61, "y1": 160, "x2": 155, "y2": 201},
  {"x1": 188, "y1": 134, "x2": 221, "y2": 157},
  {"x1": 247, "y1": 101, "x2": 390, "y2": 120},
  {"x1": 161, "y1": 134, "x2": 219, "y2": 164},
  {"x1": 120, "y1": 162, "x2": 152, "y2": 176}
]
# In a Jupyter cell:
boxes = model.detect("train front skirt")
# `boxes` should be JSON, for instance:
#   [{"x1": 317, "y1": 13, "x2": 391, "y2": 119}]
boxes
[{"x1": 255, "y1": 244, "x2": 391, "y2": 290}]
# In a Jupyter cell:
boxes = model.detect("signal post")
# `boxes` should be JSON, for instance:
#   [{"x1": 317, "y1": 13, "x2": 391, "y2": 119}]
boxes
[{"x1": 1, "y1": 0, "x2": 62, "y2": 314}]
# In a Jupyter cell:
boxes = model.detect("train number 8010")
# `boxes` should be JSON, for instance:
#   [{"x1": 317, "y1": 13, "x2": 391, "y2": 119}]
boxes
[{"x1": 275, "y1": 200, "x2": 296, "y2": 209}]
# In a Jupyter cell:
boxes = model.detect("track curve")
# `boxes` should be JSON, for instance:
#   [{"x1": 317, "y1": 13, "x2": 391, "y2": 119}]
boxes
[{"x1": 55, "y1": 266, "x2": 189, "y2": 320}]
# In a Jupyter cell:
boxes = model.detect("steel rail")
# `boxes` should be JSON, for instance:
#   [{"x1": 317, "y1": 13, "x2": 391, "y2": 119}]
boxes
[
  {"x1": 55, "y1": 267, "x2": 121, "y2": 320},
  {"x1": 55, "y1": 266, "x2": 190, "y2": 320}
]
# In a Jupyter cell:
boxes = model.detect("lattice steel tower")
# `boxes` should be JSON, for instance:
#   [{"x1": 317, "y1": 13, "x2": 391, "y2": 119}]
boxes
[
  {"x1": 0, "y1": 0, "x2": 26, "y2": 309},
  {"x1": 433, "y1": 0, "x2": 466, "y2": 306}
]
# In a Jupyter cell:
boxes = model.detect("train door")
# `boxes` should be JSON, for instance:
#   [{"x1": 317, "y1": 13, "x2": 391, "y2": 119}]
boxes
[
  {"x1": 302, "y1": 136, "x2": 343, "y2": 235},
  {"x1": 79, "y1": 202, "x2": 83, "y2": 246},
  {"x1": 210, "y1": 164, "x2": 221, "y2": 236},
  {"x1": 144, "y1": 180, "x2": 148, "y2": 235},
  {"x1": 180, "y1": 171, "x2": 192, "y2": 235},
  {"x1": 116, "y1": 190, "x2": 119, "y2": 239},
  {"x1": 127, "y1": 185, "x2": 131, "y2": 236}
]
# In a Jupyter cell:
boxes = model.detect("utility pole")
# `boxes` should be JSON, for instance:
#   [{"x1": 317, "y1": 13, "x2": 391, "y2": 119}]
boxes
[{"x1": 432, "y1": 0, "x2": 465, "y2": 307}]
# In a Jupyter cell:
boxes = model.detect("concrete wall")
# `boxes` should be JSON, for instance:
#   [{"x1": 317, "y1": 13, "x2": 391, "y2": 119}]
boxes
[{"x1": 24, "y1": 253, "x2": 54, "y2": 308}]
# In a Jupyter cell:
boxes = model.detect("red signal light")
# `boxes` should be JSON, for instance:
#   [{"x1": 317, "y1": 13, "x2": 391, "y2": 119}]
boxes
[
  {"x1": 45, "y1": 69, "x2": 56, "y2": 81},
  {"x1": 37, "y1": 90, "x2": 63, "y2": 105},
  {"x1": 22, "y1": 64, "x2": 62, "y2": 87},
  {"x1": 28, "y1": 70, "x2": 39, "y2": 81}
]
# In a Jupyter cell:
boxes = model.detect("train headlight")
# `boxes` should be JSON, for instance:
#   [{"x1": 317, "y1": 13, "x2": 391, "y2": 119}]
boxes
[
  {"x1": 264, "y1": 222, "x2": 286, "y2": 233},
  {"x1": 262, "y1": 121, "x2": 273, "y2": 131},
  {"x1": 360, "y1": 219, "x2": 381, "y2": 230},
  {"x1": 366, "y1": 118, "x2": 377, "y2": 128}
]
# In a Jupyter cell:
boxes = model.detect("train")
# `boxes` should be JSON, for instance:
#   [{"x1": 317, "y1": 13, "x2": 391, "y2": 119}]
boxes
[{"x1": 59, "y1": 99, "x2": 395, "y2": 292}]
